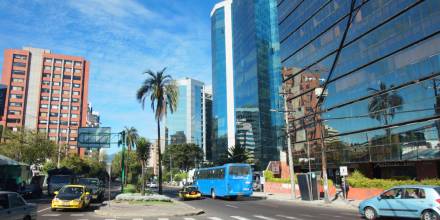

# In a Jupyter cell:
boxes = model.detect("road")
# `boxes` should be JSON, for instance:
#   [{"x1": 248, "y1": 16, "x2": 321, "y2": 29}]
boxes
[{"x1": 34, "y1": 185, "x2": 364, "y2": 220}]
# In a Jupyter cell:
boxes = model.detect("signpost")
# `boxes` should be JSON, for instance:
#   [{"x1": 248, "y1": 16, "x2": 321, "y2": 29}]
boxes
[
  {"x1": 78, "y1": 128, "x2": 126, "y2": 193},
  {"x1": 106, "y1": 163, "x2": 111, "y2": 206},
  {"x1": 78, "y1": 127, "x2": 112, "y2": 148},
  {"x1": 339, "y1": 166, "x2": 348, "y2": 200}
]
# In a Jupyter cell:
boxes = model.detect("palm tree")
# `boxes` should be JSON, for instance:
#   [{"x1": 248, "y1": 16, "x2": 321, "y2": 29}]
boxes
[
  {"x1": 123, "y1": 126, "x2": 139, "y2": 185},
  {"x1": 227, "y1": 144, "x2": 252, "y2": 164},
  {"x1": 136, "y1": 137, "x2": 151, "y2": 196},
  {"x1": 124, "y1": 126, "x2": 139, "y2": 151},
  {"x1": 136, "y1": 68, "x2": 178, "y2": 194},
  {"x1": 368, "y1": 82, "x2": 404, "y2": 159}
]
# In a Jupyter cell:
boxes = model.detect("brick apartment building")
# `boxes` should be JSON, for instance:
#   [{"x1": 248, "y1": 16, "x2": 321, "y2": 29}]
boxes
[{"x1": 1, "y1": 47, "x2": 89, "y2": 155}]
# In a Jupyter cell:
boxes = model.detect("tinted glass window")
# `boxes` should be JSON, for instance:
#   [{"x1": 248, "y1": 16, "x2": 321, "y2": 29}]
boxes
[
  {"x1": 78, "y1": 178, "x2": 98, "y2": 186},
  {"x1": 9, "y1": 194, "x2": 25, "y2": 207},
  {"x1": 404, "y1": 188, "x2": 425, "y2": 199},
  {"x1": 435, "y1": 187, "x2": 440, "y2": 196},
  {"x1": 382, "y1": 188, "x2": 404, "y2": 199},
  {"x1": 0, "y1": 194, "x2": 9, "y2": 209},
  {"x1": 59, "y1": 186, "x2": 83, "y2": 196},
  {"x1": 229, "y1": 166, "x2": 250, "y2": 176},
  {"x1": 50, "y1": 176, "x2": 71, "y2": 184}
]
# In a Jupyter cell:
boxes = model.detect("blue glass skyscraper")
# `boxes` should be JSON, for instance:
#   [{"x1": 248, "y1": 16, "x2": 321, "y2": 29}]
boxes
[
  {"x1": 232, "y1": 0, "x2": 284, "y2": 170},
  {"x1": 210, "y1": 0, "x2": 236, "y2": 162}
]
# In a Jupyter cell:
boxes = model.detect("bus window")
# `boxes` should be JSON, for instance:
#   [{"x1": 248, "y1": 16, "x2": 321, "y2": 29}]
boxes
[{"x1": 229, "y1": 166, "x2": 250, "y2": 176}]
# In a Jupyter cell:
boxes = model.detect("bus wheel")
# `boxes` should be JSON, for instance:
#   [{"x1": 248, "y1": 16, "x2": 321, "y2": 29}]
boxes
[
  {"x1": 229, "y1": 196, "x2": 237, "y2": 201},
  {"x1": 211, "y1": 189, "x2": 216, "y2": 199}
]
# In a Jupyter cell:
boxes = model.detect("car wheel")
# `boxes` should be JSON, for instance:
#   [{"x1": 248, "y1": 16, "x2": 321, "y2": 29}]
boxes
[
  {"x1": 422, "y1": 210, "x2": 440, "y2": 220},
  {"x1": 211, "y1": 189, "x2": 216, "y2": 199},
  {"x1": 51, "y1": 208, "x2": 56, "y2": 211},
  {"x1": 23, "y1": 216, "x2": 31, "y2": 220},
  {"x1": 364, "y1": 207, "x2": 377, "y2": 220}
]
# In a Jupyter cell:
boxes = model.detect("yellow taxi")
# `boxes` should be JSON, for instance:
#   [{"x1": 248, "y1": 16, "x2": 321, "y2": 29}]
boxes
[
  {"x1": 178, "y1": 186, "x2": 201, "y2": 200},
  {"x1": 51, "y1": 185, "x2": 91, "y2": 211}
]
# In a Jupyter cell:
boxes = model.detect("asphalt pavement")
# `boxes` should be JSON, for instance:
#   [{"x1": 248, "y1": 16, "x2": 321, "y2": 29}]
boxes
[{"x1": 32, "y1": 185, "x2": 367, "y2": 220}]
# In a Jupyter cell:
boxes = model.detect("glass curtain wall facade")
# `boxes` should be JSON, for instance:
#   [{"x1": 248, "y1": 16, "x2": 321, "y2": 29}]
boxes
[
  {"x1": 233, "y1": 0, "x2": 284, "y2": 170},
  {"x1": 164, "y1": 78, "x2": 206, "y2": 156},
  {"x1": 279, "y1": 0, "x2": 440, "y2": 179},
  {"x1": 211, "y1": 1, "x2": 235, "y2": 162}
]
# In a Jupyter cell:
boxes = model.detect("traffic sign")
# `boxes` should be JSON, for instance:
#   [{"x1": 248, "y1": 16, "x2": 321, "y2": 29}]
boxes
[
  {"x1": 339, "y1": 166, "x2": 348, "y2": 176},
  {"x1": 78, "y1": 127, "x2": 111, "y2": 148}
]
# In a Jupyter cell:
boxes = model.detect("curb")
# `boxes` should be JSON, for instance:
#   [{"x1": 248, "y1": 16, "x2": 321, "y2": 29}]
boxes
[
  {"x1": 255, "y1": 196, "x2": 359, "y2": 211},
  {"x1": 94, "y1": 209, "x2": 205, "y2": 218}
]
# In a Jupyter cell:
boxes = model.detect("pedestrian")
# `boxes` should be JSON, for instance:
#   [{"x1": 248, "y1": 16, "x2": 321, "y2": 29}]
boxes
[
  {"x1": 343, "y1": 180, "x2": 350, "y2": 199},
  {"x1": 260, "y1": 175, "x2": 265, "y2": 192}
]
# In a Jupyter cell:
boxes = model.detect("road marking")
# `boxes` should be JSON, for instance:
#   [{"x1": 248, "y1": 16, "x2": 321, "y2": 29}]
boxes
[
  {"x1": 133, "y1": 218, "x2": 143, "y2": 220},
  {"x1": 226, "y1": 204, "x2": 239, "y2": 208},
  {"x1": 319, "y1": 214, "x2": 341, "y2": 218},
  {"x1": 299, "y1": 214, "x2": 313, "y2": 218},
  {"x1": 71, "y1": 213, "x2": 85, "y2": 216},
  {"x1": 37, "y1": 207, "x2": 51, "y2": 213},
  {"x1": 42, "y1": 213, "x2": 61, "y2": 217},
  {"x1": 77, "y1": 219, "x2": 88, "y2": 220},
  {"x1": 105, "y1": 219, "x2": 116, "y2": 220},
  {"x1": 158, "y1": 218, "x2": 169, "y2": 220},
  {"x1": 254, "y1": 215, "x2": 278, "y2": 220},
  {"x1": 276, "y1": 215, "x2": 303, "y2": 220},
  {"x1": 183, "y1": 218, "x2": 195, "y2": 220},
  {"x1": 231, "y1": 216, "x2": 250, "y2": 220},
  {"x1": 208, "y1": 217, "x2": 223, "y2": 220}
]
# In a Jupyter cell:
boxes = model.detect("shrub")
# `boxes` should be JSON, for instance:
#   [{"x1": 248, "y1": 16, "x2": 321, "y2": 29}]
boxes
[
  {"x1": 264, "y1": 170, "x2": 334, "y2": 187},
  {"x1": 123, "y1": 184, "x2": 137, "y2": 193},
  {"x1": 115, "y1": 193, "x2": 171, "y2": 202},
  {"x1": 347, "y1": 170, "x2": 440, "y2": 189}
]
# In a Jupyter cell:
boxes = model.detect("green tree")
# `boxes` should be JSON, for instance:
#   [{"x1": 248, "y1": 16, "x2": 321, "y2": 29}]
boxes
[
  {"x1": 163, "y1": 143, "x2": 203, "y2": 172},
  {"x1": 136, "y1": 137, "x2": 151, "y2": 195},
  {"x1": 368, "y1": 82, "x2": 404, "y2": 159},
  {"x1": 111, "y1": 151, "x2": 141, "y2": 183},
  {"x1": 0, "y1": 129, "x2": 57, "y2": 165},
  {"x1": 123, "y1": 126, "x2": 139, "y2": 185},
  {"x1": 136, "y1": 68, "x2": 178, "y2": 194}
]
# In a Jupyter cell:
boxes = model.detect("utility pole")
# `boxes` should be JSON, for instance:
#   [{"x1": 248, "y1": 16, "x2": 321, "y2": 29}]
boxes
[
  {"x1": 282, "y1": 92, "x2": 297, "y2": 200},
  {"x1": 120, "y1": 130, "x2": 126, "y2": 193}
]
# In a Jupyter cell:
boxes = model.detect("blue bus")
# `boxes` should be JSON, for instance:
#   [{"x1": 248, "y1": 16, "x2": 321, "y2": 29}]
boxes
[{"x1": 194, "y1": 163, "x2": 253, "y2": 199}]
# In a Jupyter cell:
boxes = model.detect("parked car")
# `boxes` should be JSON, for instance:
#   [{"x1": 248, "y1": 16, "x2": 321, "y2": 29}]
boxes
[
  {"x1": 77, "y1": 178, "x2": 104, "y2": 202},
  {"x1": 359, "y1": 185, "x2": 440, "y2": 220},
  {"x1": 178, "y1": 186, "x2": 201, "y2": 200},
  {"x1": 148, "y1": 182, "x2": 158, "y2": 188},
  {"x1": 0, "y1": 191, "x2": 37, "y2": 220},
  {"x1": 51, "y1": 185, "x2": 91, "y2": 211}
]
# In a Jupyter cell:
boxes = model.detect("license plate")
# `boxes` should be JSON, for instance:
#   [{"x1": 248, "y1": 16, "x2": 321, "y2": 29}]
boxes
[
  {"x1": 62, "y1": 202, "x2": 70, "y2": 206},
  {"x1": 92, "y1": 195, "x2": 98, "y2": 199}
]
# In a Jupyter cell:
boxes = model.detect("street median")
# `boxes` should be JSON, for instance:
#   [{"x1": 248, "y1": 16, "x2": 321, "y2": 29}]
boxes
[{"x1": 94, "y1": 193, "x2": 204, "y2": 218}]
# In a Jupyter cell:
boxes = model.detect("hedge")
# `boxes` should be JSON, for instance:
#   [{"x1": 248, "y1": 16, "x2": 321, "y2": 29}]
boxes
[
  {"x1": 347, "y1": 170, "x2": 440, "y2": 189},
  {"x1": 264, "y1": 170, "x2": 333, "y2": 187}
]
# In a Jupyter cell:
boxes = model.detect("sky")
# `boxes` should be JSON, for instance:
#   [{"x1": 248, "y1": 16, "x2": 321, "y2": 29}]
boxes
[{"x1": 0, "y1": 0, "x2": 219, "y2": 154}]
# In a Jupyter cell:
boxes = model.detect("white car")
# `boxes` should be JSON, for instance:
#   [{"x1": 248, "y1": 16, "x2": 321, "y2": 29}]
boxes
[
  {"x1": 148, "y1": 182, "x2": 158, "y2": 188},
  {"x1": 0, "y1": 191, "x2": 37, "y2": 220}
]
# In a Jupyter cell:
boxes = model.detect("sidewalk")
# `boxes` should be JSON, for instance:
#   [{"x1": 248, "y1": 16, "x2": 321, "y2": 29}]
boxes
[
  {"x1": 94, "y1": 199, "x2": 204, "y2": 218},
  {"x1": 253, "y1": 192, "x2": 360, "y2": 211}
]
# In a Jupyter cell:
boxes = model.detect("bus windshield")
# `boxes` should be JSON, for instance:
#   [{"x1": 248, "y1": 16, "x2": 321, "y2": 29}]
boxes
[{"x1": 229, "y1": 166, "x2": 250, "y2": 176}]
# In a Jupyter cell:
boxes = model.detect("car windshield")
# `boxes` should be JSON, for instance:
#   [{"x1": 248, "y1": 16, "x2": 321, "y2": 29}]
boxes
[
  {"x1": 50, "y1": 176, "x2": 70, "y2": 184},
  {"x1": 435, "y1": 187, "x2": 440, "y2": 195},
  {"x1": 78, "y1": 178, "x2": 98, "y2": 186},
  {"x1": 185, "y1": 187, "x2": 197, "y2": 192},
  {"x1": 229, "y1": 166, "x2": 250, "y2": 176},
  {"x1": 59, "y1": 186, "x2": 83, "y2": 196}
]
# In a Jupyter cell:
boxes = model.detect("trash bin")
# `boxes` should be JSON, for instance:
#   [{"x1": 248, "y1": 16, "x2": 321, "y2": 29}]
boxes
[{"x1": 297, "y1": 172, "x2": 319, "y2": 201}]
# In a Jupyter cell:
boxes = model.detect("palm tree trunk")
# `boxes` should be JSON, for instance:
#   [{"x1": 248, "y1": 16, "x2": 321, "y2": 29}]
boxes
[
  {"x1": 141, "y1": 162, "x2": 145, "y2": 196},
  {"x1": 157, "y1": 120, "x2": 163, "y2": 195}
]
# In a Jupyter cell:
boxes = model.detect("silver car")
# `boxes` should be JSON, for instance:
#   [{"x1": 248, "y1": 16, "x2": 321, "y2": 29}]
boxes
[{"x1": 0, "y1": 192, "x2": 37, "y2": 220}]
